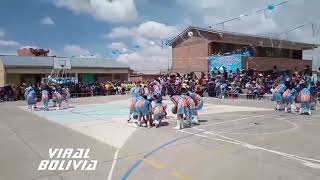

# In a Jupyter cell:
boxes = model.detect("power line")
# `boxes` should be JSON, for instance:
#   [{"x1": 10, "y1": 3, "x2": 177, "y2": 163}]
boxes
[
  {"x1": 203, "y1": 0, "x2": 320, "y2": 42},
  {"x1": 208, "y1": 0, "x2": 291, "y2": 29}
]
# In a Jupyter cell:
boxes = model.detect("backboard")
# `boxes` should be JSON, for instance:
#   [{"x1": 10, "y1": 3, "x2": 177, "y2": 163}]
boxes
[{"x1": 53, "y1": 57, "x2": 71, "y2": 69}]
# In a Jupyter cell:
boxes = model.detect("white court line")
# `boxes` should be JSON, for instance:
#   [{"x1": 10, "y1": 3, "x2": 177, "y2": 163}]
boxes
[
  {"x1": 180, "y1": 130, "x2": 242, "y2": 145},
  {"x1": 197, "y1": 115, "x2": 264, "y2": 128},
  {"x1": 204, "y1": 114, "x2": 253, "y2": 117},
  {"x1": 107, "y1": 149, "x2": 120, "y2": 180},
  {"x1": 181, "y1": 127, "x2": 320, "y2": 169},
  {"x1": 200, "y1": 129, "x2": 320, "y2": 164},
  {"x1": 204, "y1": 119, "x2": 299, "y2": 136}
]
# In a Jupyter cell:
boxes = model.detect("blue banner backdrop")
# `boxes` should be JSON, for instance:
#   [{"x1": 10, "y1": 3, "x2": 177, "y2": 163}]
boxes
[{"x1": 208, "y1": 54, "x2": 242, "y2": 73}]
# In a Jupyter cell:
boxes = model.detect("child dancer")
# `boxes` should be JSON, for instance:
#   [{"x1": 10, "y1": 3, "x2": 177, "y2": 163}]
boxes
[
  {"x1": 41, "y1": 88, "x2": 49, "y2": 111},
  {"x1": 135, "y1": 96, "x2": 152, "y2": 128},
  {"x1": 299, "y1": 85, "x2": 312, "y2": 115},
  {"x1": 62, "y1": 87, "x2": 70, "y2": 108},
  {"x1": 153, "y1": 97, "x2": 167, "y2": 128},
  {"x1": 188, "y1": 91, "x2": 203, "y2": 124},
  {"x1": 272, "y1": 81, "x2": 286, "y2": 110},
  {"x1": 128, "y1": 84, "x2": 142, "y2": 122},
  {"x1": 53, "y1": 91, "x2": 63, "y2": 110},
  {"x1": 170, "y1": 95, "x2": 184, "y2": 130},
  {"x1": 26, "y1": 87, "x2": 36, "y2": 111},
  {"x1": 282, "y1": 86, "x2": 296, "y2": 113}
]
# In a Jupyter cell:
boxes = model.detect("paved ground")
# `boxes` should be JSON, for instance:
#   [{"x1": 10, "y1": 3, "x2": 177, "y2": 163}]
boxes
[{"x1": 0, "y1": 95, "x2": 320, "y2": 180}]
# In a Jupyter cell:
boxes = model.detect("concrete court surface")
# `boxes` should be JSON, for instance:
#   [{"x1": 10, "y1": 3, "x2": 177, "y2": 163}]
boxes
[{"x1": 0, "y1": 95, "x2": 320, "y2": 180}]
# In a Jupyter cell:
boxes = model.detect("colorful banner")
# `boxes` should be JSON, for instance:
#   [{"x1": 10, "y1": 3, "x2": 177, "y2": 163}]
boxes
[{"x1": 208, "y1": 54, "x2": 242, "y2": 73}]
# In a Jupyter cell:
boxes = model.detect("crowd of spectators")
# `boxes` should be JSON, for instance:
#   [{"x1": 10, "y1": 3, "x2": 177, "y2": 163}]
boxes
[
  {"x1": 1, "y1": 65, "x2": 319, "y2": 102},
  {"x1": 0, "y1": 81, "x2": 136, "y2": 102},
  {"x1": 207, "y1": 65, "x2": 319, "y2": 100}
]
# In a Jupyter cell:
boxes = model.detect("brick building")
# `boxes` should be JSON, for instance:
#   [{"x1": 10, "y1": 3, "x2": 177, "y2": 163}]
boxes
[
  {"x1": 169, "y1": 26, "x2": 319, "y2": 74},
  {"x1": 17, "y1": 47, "x2": 50, "y2": 57},
  {"x1": 0, "y1": 55, "x2": 129, "y2": 86},
  {"x1": 129, "y1": 72, "x2": 161, "y2": 82}
]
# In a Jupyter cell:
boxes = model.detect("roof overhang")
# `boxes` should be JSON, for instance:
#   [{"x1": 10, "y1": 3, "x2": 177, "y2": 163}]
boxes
[{"x1": 169, "y1": 26, "x2": 319, "y2": 50}]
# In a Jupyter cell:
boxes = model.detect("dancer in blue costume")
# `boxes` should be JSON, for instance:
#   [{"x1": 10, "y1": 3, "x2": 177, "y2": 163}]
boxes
[
  {"x1": 26, "y1": 87, "x2": 37, "y2": 111},
  {"x1": 272, "y1": 81, "x2": 286, "y2": 110},
  {"x1": 24, "y1": 85, "x2": 33, "y2": 100},
  {"x1": 188, "y1": 91, "x2": 203, "y2": 124},
  {"x1": 61, "y1": 87, "x2": 70, "y2": 108},
  {"x1": 41, "y1": 88, "x2": 50, "y2": 111},
  {"x1": 135, "y1": 95, "x2": 152, "y2": 128},
  {"x1": 153, "y1": 97, "x2": 167, "y2": 128},
  {"x1": 282, "y1": 86, "x2": 297, "y2": 113},
  {"x1": 299, "y1": 82, "x2": 312, "y2": 115},
  {"x1": 128, "y1": 84, "x2": 142, "y2": 122},
  {"x1": 153, "y1": 82, "x2": 162, "y2": 97},
  {"x1": 171, "y1": 88, "x2": 195, "y2": 130},
  {"x1": 143, "y1": 85, "x2": 151, "y2": 99},
  {"x1": 184, "y1": 94, "x2": 195, "y2": 125},
  {"x1": 170, "y1": 94, "x2": 183, "y2": 130},
  {"x1": 52, "y1": 90, "x2": 63, "y2": 110},
  {"x1": 309, "y1": 82, "x2": 318, "y2": 110}
]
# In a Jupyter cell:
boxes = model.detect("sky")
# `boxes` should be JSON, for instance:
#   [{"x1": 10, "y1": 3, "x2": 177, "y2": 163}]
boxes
[{"x1": 0, "y1": 0, "x2": 320, "y2": 72}]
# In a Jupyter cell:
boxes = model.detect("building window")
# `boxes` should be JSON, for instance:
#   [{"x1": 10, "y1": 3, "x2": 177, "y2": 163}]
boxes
[{"x1": 292, "y1": 50, "x2": 302, "y2": 59}]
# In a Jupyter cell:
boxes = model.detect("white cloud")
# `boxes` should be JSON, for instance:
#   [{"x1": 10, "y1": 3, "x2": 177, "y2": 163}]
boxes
[
  {"x1": 112, "y1": 37, "x2": 171, "y2": 71},
  {"x1": 106, "y1": 21, "x2": 179, "y2": 71},
  {"x1": 137, "y1": 21, "x2": 179, "y2": 39},
  {"x1": 51, "y1": 0, "x2": 138, "y2": 22},
  {"x1": 0, "y1": 30, "x2": 4, "y2": 38},
  {"x1": 107, "y1": 21, "x2": 179, "y2": 39},
  {"x1": 41, "y1": 16, "x2": 55, "y2": 26},
  {"x1": 177, "y1": 0, "x2": 225, "y2": 9},
  {"x1": 108, "y1": 42, "x2": 127, "y2": 49},
  {"x1": 107, "y1": 27, "x2": 137, "y2": 39},
  {"x1": 177, "y1": 0, "x2": 320, "y2": 42},
  {"x1": 63, "y1": 44, "x2": 91, "y2": 56},
  {"x1": 0, "y1": 40, "x2": 20, "y2": 46},
  {"x1": 79, "y1": 54, "x2": 102, "y2": 58}
]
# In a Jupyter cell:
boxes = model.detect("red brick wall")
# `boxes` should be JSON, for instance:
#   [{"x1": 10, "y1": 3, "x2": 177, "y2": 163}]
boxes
[
  {"x1": 17, "y1": 49, "x2": 34, "y2": 56},
  {"x1": 172, "y1": 36, "x2": 208, "y2": 73},
  {"x1": 242, "y1": 57, "x2": 312, "y2": 71},
  {"x1": 129, "y1": 75, "x2": 160, "y2": 82},
  {"x1": 171, "y1": 30, "x2": 313, "y2": 73},
  {"x1": 129, "y1": 76, "x2": 142, "y2": 82}
]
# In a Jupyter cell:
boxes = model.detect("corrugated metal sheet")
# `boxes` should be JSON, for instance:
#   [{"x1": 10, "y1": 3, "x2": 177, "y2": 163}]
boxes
[
  {"x1": 0, "y1": 55, "x2": 129, "y2": 69},
  {"x1": 70, "y1": 58, "x2": 129, "y2": 68},
  {"x1": 0, "y1": 56, "x2": 53, "y2": 67}
]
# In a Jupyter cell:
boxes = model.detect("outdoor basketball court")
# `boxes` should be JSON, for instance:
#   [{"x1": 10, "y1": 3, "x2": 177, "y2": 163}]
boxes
[{"x1": 1, "y1": 95, "x2": 320, "y2": 180}]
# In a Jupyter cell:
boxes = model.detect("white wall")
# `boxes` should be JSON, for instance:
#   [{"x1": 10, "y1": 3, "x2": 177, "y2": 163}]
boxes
[{"x1": 312, "y1": 47, "x2": 320, "y2": 72}]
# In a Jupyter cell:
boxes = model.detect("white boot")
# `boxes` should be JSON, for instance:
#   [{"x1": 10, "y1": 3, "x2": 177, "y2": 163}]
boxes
[
  {"x1": 173, "y1": 120, "x2": 181, "y2": 130},
  {"x1": 147, "y1": 121, "x2": 151, "y2": 128},
  {"x1": 308, "y1": 109, "x2": 312, "y2": 116},
  {"x1": 31, "y1": 105, "x2": 35, "y2": 111},
  {"x1": 155, "y1": 120, "x2": 160, "y2": 128},
  {"x1": 192, "y1": 116, "x2": 199, "y2": 124},
  {"x1": 180, "y1": 120, "x2": 184, "y2": 129},
  {"x1": 284, "y1": 106, "x2": 288, "y2": 112},
  {"x1": 137, "y1": 120, "x2": 142, "y2": 127},
  {"x1": 291, "y1": 104, "x2": 296, "y2": 113},
  {"x1": 299, "y1": 108, "x2": 302, "y2": 115}
]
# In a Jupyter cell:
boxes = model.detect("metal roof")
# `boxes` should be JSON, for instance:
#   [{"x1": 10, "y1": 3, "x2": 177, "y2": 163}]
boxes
[
  {"x1": 70, "y1": 58, "x2": 128, "y2": 68},
  {"x1": 0, "y1": 55, "x2": 129, "y2": 69},
  {"x1": 168, "y1": 26, "x2": 319, "y2": 50}
]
